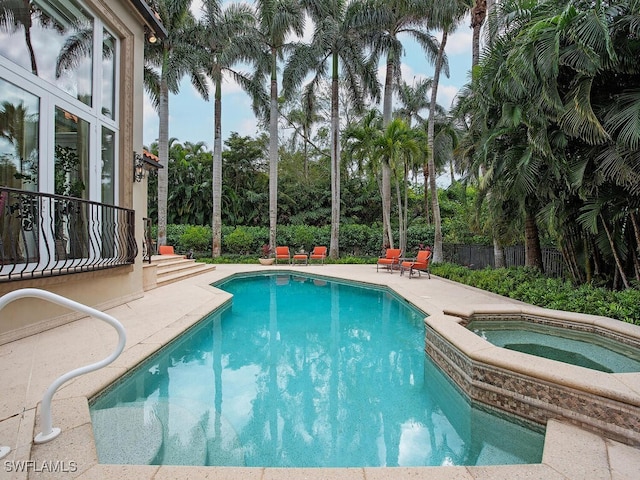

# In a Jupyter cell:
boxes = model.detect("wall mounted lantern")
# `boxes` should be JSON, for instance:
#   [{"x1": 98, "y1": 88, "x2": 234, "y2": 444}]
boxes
[
  {"x1": 133, "y1": 150, "x2": 163, "y2": 183},
  {"x1": 133, "y1": 152, "x2": 146, "y2": 182}
]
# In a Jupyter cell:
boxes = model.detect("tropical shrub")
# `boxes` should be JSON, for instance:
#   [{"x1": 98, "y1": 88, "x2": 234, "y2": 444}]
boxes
[
  {"x1": 179, "y1": 225, "x2": 211, "y2": 253},
  {"x1": 223, "y1": 227, "x2": 255, "y2": 254},
  {"x1": 431, "y1": 264, "x2": 640, "y2": 324}
]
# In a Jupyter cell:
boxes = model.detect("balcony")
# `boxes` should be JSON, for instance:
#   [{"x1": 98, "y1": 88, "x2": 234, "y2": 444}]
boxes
[{"x1": 0, "y1": 187, "x2": 137, "y2": 282}]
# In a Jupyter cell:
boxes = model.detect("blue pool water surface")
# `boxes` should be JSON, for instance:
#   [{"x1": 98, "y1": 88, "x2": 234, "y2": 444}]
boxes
[{"x1": 90, "y1": 273, "x2": 544, "y2": 467}]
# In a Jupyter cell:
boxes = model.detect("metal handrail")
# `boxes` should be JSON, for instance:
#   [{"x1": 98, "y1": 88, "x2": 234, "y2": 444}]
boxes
[{"x1": 0, "y1": 288, "x2": 126, "y2": 445}]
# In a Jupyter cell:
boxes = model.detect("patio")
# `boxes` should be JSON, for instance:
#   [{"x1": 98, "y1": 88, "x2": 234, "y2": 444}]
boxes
[{"x1": 1, "y1": 264, "x2": 638, "y2": 479}]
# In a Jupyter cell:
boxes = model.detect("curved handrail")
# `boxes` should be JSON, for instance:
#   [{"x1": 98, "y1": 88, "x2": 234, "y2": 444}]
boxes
[{"x1": 0, "y1": 288, "x2": 126, "y2": 444}]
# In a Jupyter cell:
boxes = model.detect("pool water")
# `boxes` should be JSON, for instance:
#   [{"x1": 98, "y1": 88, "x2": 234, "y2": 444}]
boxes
[
  {"x1": 90, "y1": 273, "x2": 544, "y2": 467},
  {"x1": 468, "y1": 320, "x2": 640, "y2": 373}
]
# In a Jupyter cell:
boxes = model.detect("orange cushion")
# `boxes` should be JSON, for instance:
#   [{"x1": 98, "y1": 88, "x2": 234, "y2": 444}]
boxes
[
  {"x1": 311, "y1": 247, "x2": 327, "y2": 257},
  {"x1": 158, "y1": 245, "x2": 175, "y2": 255},
  {"x1": 378, "y1": 258, "x2": 398, "y2": 265}
]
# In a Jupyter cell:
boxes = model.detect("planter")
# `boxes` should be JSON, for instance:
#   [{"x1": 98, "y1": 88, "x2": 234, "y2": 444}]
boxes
[{"x1": 259, "y1": 258, "x2": 275, "y2": 265}]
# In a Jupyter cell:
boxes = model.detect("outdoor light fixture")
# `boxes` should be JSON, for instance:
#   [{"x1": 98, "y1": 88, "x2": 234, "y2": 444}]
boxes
[
  {"x1": 133, "y1": 152, "x2": 146, "y2": 182},
  {"x1": 144, "y1": 26, "x2": 157, "y2": 44}
]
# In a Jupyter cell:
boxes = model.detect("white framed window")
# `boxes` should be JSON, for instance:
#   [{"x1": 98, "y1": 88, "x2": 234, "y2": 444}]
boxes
[
  {"x1": 0, "y1": 0, "x2": 120, "y2": 205},
  {"x1": 0, "y1": 0, "x2": 122, "y2": 267}
]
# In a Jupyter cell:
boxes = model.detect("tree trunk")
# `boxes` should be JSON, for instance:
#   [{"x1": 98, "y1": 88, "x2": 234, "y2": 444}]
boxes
[
  {"x1": 493, "y1": 237, "x2": 505, "y2": 268},
  {"x1": 268, "y1": 49, "x2": 279, "y2": 250},
  {"x1": 157, "y1": 59, "x2": 169, "y2": 248},
  {"x1": 600, "y1": 214, "x2": 630, "y2": 288},
  {"x1": 211, "y1": 78, "x2": 223, "y2": 257},
  {"x1": 631, "y1": 212, "x2": 640, "y2": 282},
  {"x1": 423, "y1": 162, "x2": 430, "y2": 224},
  {"x1": 381, "y1": 56, "x2": 394, "y2": 249},
  {"x1": 524, "y1": 209, "x2": 543, "y2": 270},
  {"x1": 427, "y1": 31, "x2": 447, "y2": 263},
  {"x1": 471, "y1": 0, "x2": 487, "y2": 68},
  {"x1": 396, "y1": 176, "x2": 405, "y2": 255},
  {"x1": 329, "y1": 54, "x2": 340, "y2": 259}
]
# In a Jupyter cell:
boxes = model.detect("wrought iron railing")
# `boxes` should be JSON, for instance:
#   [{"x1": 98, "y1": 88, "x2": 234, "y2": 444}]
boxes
[
  {"x1": 142, "y1": 217, "x2": 155, "y2": 263},
  {"x1": 0, "y1": 187, "x2": 137, "y2": 282}
]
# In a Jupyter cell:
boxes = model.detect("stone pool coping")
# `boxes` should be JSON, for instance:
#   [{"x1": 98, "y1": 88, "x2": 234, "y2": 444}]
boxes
[
  {"x1": 1, "y1": 264, "x2": 639, "y2": 479},
  {"x1": 427, "y1": 305, "x2": 640, "y2": 447}
]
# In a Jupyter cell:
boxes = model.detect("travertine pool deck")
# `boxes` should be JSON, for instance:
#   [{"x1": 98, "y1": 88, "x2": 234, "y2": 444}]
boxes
[{"x1": 1, "y1": 264, "x2": 639, "y2": 479}]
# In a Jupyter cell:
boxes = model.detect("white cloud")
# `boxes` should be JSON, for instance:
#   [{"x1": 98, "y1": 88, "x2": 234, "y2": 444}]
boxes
[
  {"x1": 237, "y1": 116, "x2": 259, "y2": 137},
  {"x1": 143, "y1": 94, "x2": 158, "y2": 146},
  {"x1": 445, "y1": 17, "x2": 473, "y2": 56},
  {"x1": 437, "y1": 84, "x2": 460, "y2": 110},
  {"x1": 399, "y1": 64, "x2": 429, "y2": 86}
]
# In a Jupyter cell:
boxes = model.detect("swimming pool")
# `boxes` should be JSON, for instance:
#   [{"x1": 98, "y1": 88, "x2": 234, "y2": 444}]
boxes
[
  {"x1": 467, "y1": 320, "x2": 640, "y2": 373},
  {"x1": 90, "y1": 273, "x2": 544, "y2": 467}
]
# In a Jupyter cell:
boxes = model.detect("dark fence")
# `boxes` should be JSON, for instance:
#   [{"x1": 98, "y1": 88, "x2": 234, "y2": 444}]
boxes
[
  {"x1": 0, "y1": 187, "x2": 137, "y2": 282},
  {"x1": 443, "y1": 243, "x2": 565, "y2": 278}
]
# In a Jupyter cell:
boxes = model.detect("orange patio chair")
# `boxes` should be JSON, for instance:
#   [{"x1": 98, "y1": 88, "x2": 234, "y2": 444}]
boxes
[
  {"x1": 158, "y1": 245, "x2": 175, "y2": 255},
  {"x1": 309, "y1": 246, "x2": 327, "y2": 265},
  {"x1": 275, "y1": 246, "x2": 291, "y2": 264},
  {"x1": 377, "y1": 248, "x2": 402, "y2": 273},
  {"x1": 400, "y1": 249, "x2": 432, "y2": 278}
]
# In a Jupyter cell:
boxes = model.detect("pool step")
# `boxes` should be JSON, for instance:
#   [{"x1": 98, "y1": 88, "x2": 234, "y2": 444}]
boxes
[
  {"x1": 91, "y1": 400, "x2": 244, "y2": 466},
  {"x1": 91, "y1": 405, "x2": 164, "y2": 464},
  {"x1": 145, "y1": 254, "x2": 216, "y2": 289}
]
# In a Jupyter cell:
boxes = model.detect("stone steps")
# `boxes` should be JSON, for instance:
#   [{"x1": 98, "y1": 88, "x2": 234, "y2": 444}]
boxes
[{"x1": 144, "y1": 254, "x2": 216, "y2": 290}]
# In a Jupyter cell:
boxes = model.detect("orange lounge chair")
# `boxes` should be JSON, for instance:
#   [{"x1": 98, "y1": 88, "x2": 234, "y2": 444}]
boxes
[
  {"x1": 275, "y1": 246, "x2": 291, "y2": 264},
  {"x1": 158, "y1": 245, "x2": 175, "y2": 255},
  {"x1": 377, "y1": 248, "x2": 402, "y2": 273},
  {"x1": 309, "y1": 246, "x2": 327, "y2": 264},
  {"x1": 401, "y1": 249, "x2": 432, "y2": 278}
]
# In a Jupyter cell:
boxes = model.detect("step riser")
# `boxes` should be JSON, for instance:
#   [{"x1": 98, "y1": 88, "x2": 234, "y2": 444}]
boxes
[{"x1": 147, "y1": 255, "x2": 216, "y2": 289}]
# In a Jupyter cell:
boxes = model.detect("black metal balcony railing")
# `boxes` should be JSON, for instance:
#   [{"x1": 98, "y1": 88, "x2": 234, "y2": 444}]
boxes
[{"x1": 0, "y1": 187, "x2": 137, "y2": 282}]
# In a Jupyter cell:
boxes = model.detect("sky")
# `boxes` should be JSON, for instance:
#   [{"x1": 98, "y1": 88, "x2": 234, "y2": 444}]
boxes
[{"x1": 142, "y1": 3, "x2": 475, "y2": 153}]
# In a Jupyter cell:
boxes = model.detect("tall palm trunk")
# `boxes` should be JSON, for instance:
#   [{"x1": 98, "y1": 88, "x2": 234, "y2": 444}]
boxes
[
  {"x1": 211, "y1": 77, "x2": 223, "y2": 257},
  {"x1": 157, "y1": 68, "x2": 169, "y2": 248},
  {"x1": 422, "y1": 163, "x2": 430, "y2": 224},
  {"x1": 427, "y1": 31, "x2": 447, "y2": 262},
  {"x1": 524, "y1": 209, "x2": 543, "y2": 270},
  {"x1": 471, "y1": 0, "x2": 487, "y2": 67},
  {"x1": 268, "y1": 49, "x2": 279, "y2": 250},
  {"x1": 381, "y1": 57, "x2": 394, "y2": 249},
  {"x1": 329, "y1": 53, "x2": 340, "y2": 258},
  {"x1": 471, "y1": 0, "x2": 503, "y2": 267}
]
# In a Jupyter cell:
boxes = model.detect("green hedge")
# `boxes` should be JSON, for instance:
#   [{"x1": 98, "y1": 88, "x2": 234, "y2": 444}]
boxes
[
  {"x1": 430, "y1": 263, "x2": 640, "y2": 325},
  {"x1": 156, "y1": 223, "x2": 435, "y2": 258}
]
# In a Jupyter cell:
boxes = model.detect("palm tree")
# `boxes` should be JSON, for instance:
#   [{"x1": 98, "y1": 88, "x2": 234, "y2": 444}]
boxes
[
  {"x1": 254, "y1": 0, "x2": 305, "y2": 252},
  {"x1": 351, "y1": 0, "x2": 440, "y2": 250},
  {"x1": 463, "y1": 0, "x2": 640, "y2": 284},
  {"x1": 199, "y1": 0, "x2": 264, "y2": 257},
  {"x1": 371, "y1": 118, "x2": 423, "y2": 255},
  {"x1": 394, "y1": 78, "x2": 433, "y2": 222},
  {"x1": 281, "y1": 95, "x2": 324, "y2": 180},
  {"x1": 423, "y1": 0, "x2": 467, "y2": 263},
  {"x1": 283, "y1": 0, "x2": 379, "y2": 258},
  {"x1": 144, "y1": 0, "x2": 209, "y2": 249},
  {"x1": 470, "y1": 0, "x2": 487, "y2": 67}
]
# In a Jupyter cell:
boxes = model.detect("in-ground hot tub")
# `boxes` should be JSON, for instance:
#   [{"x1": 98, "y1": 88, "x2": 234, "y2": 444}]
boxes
[
  {"x1": 467, "y1": 319, "x2": 640, "y2": 373},
  {"x1": 425, "y1": 305, "x2": 640, "y2": 447}
]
